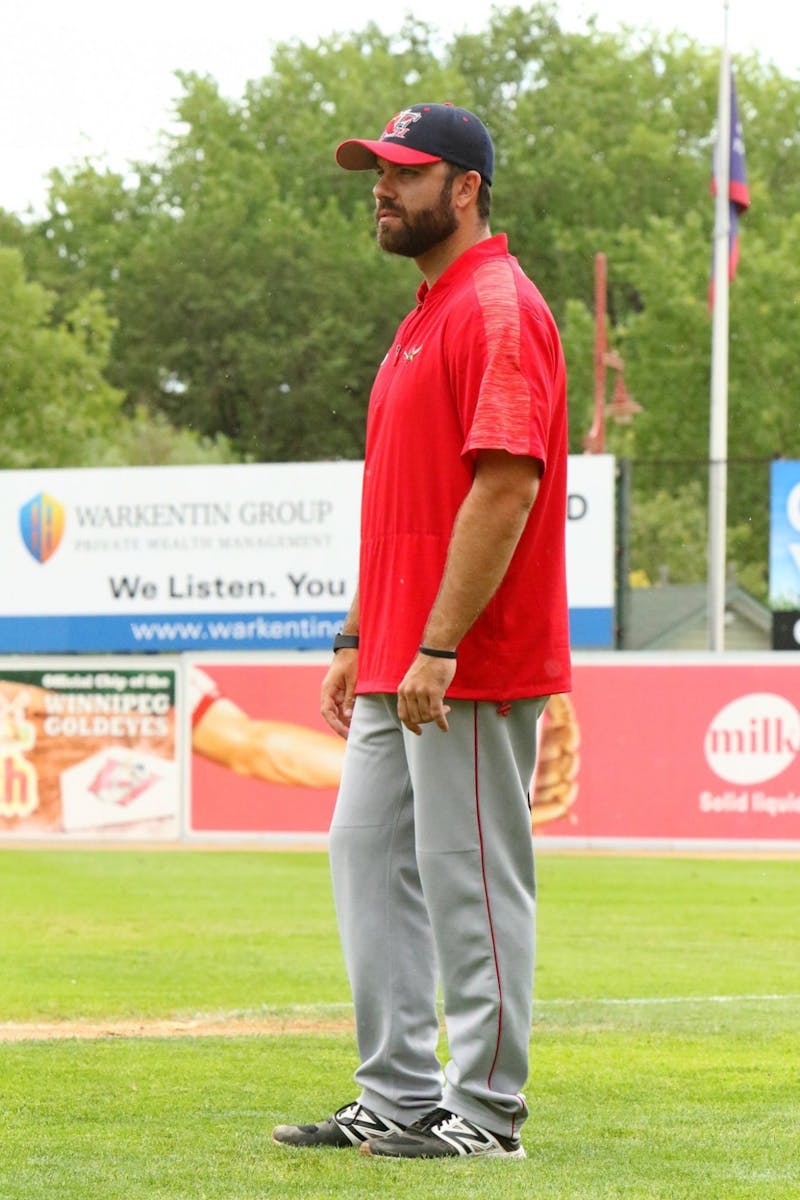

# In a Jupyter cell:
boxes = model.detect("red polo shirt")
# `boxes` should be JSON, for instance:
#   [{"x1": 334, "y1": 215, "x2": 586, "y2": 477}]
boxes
[{"x1": 355, "y1": 234, "x2": 571, "y2": 701}]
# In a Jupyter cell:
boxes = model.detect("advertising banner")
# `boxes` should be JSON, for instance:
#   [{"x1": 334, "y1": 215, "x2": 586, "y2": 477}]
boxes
[
  {"x1": 769, "y1": 459, "x2": 800, "y2": 650},
  {"x1": 566, "y1": 454, "x2": 615, "y2": 647},
  {"x1": 1, "y1": 462, "x2": 362, "y2": 652},
  {"x1": 185, "y1": 654, "x2": 580, "y2": 839},
  {"x1": 0, "y1": 658, "x2": 181, "y2": 839},
  {"x1": 4, "y1": 651, "x2": 792, "y2": 846},
  {"x1": 186, "y1": 654, "x2": 341, "y2": 838},
  {"x1": 0, "y1": 456, "x2": 615, "y2": 654},
  {"x1": 536, "y1": 654, "x2": 800, "y2": 847},
  {"x1": 186, "y1": 653, "x2": 799, "y2": 848}
]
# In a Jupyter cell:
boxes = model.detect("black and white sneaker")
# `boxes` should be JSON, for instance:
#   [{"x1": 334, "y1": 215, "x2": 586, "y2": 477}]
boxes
[
  {"x1": 361, "y1": 1106, "x2": 526, "y2": 1159},
  {"x1": 272, "y1": 1101, "x2": 407, "y2": 1148}
]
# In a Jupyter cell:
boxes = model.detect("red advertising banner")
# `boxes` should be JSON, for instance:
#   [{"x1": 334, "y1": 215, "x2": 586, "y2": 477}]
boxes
[
  {"x1": 536, "y1": 655, "x2": 800, "y2": 846},
  {"x1": 187, "y1": 654, "x2": 800, "y2": 848},
  {"x1": 188, "y1": 656, "x2": 343, "y2": 837}
]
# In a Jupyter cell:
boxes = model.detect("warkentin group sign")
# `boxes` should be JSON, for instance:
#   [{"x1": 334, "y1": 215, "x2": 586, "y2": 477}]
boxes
[{"x1": 1, "y1": 457, "x2": 615, "y2": 652}]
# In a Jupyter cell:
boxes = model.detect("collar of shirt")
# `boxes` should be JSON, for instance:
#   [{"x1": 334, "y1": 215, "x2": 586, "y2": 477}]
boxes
[{"x1": 415, "y1": 233, "x2": 510, "y2": 306}]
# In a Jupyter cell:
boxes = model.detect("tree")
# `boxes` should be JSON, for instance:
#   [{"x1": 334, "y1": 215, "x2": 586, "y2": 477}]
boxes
[
  {"x1": 4, "y1": 4, "x2": 800, "y2": 597},
  {"x1": 0, "y1": 248, "x2": 122, "y2": 467},
  {"x1": 0, "y1": 248, "x2": 238, "y2": 469}
]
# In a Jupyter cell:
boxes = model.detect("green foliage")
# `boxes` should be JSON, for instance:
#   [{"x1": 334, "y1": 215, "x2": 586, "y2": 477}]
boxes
[
  {"x1": 94, "y1": 404, "x2": 238, "y2": 466},
  {"x1": 2, "y1": 2, "x2": 799, "y2": 585},
  {"x1": 627, "y1": 474, "x2": 768, "y2": 598},
  {"x1": 630, "y1": 480, "x2": 708, "y2": 583},
  {"x1": 0, "y1": 249, "x2": 238, "y2": 469},
  {"x1": 0, "y1": 248, "x2": 123, "y2": 468},
  {"x1": 560, "y1": 298, "x2": 594, "y2": 453}
]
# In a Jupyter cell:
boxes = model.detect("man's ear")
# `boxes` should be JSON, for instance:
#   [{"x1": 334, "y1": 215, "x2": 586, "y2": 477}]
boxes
[{"x1": 454, "y1": 169, "x2": 482, "y2": 209}]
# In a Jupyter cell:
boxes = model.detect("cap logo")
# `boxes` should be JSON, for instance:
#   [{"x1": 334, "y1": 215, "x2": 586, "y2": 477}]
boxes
[{"x1": 381, "y1": 109, "x2": 422, "y2": 142}]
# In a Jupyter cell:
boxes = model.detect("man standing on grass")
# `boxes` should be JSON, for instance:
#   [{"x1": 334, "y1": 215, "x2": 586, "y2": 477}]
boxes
[{"x1": 273, "y1": 102, "x2": 571, "y2": 1160}]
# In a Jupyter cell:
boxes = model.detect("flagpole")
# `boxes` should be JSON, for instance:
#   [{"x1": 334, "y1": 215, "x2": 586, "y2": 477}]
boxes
[{"x1": 708, "y1": 2, "x2": 731, "y2": 651}]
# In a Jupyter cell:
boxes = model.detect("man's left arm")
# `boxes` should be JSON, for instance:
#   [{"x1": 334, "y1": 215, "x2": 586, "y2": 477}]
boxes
[{"x1": 397, "y1": 448, "x2": 541, "y2": 734}]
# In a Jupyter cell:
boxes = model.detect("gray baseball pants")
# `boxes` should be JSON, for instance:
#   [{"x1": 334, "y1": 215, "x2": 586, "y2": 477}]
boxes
[{"x1": 328, "y1": 691, "x2": 547, "y2": 1138}]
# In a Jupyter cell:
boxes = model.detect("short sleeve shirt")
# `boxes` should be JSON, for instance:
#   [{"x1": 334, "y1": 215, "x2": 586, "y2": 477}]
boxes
[{"x1": 355, "y1": 234, "x2": 571, "y2": 701}]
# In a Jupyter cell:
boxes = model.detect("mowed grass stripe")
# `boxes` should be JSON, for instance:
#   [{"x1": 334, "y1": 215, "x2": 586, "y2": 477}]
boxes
[
  {"x1": 2, "y1": 991, "x2": 800, "y2": 1042},
  {"x1": 1, "y1": 850, "x2": 799, "y2": 1020},
  {"x1": 1, "y1": 850, "x2": 798, "y2": 1199},
  {"x1": 1, "y1": 1024, "x2": 798, "y2": 1200}
]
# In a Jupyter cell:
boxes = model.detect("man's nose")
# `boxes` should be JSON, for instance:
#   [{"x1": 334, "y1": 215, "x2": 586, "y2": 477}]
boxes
[{"x1": 373, "y1": 176, "x2": 395, "y2": 201}]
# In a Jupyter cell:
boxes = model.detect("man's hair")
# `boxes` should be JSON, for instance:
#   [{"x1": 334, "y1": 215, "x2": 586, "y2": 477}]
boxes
[
  {"x1": 477, "y1": 179, "x2": 492, "y2": 222},
  {"x1": 444, "y1": 162, "x2": 492, "y2": 222}
]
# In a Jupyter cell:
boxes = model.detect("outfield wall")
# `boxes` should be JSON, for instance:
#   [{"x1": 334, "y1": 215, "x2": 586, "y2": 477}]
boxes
[{"x1": 2, "y1": 652, "x2": 798, "y2": 850}]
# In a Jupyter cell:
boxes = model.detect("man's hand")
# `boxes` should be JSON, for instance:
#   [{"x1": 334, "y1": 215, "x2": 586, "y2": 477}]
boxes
[
  {"x1": 320, "y1": 649, "x2": 358, "y2": 739},
  {"x1": 397, "y1": 653, "x2": 457, "y2": 735}
]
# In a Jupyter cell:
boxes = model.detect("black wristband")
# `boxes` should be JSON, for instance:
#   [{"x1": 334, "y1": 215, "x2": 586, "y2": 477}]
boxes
[
  {"x1": 419, "y1": 644, "x2": 457, "y2": 659},
  {"x1": 333, "y1": 632, "x2": 359, "y2": 653}
]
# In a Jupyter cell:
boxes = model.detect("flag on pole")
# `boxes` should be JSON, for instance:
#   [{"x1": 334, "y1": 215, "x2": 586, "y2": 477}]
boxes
[{"x1": 710, "y1": 72, "x2": 750, "y2": 304}]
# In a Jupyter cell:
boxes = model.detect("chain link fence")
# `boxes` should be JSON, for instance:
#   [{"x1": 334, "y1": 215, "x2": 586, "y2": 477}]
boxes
[{"x1": 613, "y1": 456, "x2": 775, "y2": 650}]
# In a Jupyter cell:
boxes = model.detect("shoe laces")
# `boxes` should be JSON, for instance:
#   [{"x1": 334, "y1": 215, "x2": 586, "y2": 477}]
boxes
[
  {"x1": 335, "y1": 1102, "x2": 363, "y2": 1127},
  {"x1": 408, "y1": 1107, "x2": 454, "y2": 1134}
]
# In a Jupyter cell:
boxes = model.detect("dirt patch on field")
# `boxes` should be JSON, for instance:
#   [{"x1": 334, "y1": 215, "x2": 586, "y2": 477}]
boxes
[{"x1": 0, "y1": 1014, "x2": 355, "y2": 1043}]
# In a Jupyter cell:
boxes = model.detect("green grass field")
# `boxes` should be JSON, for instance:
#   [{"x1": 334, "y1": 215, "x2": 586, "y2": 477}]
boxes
[{"x1": 0, "y1": 848, "x2": 798, "y2": 1199}]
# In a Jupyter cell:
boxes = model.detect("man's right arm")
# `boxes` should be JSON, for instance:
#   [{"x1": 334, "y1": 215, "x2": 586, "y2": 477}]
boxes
[{"x1": 320, "y1": 589, "x2": 359, "y2": 739}]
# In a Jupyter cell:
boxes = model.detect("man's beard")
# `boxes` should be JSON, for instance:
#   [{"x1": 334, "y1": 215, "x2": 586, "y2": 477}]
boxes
[{"x1": 375, "y1": 177, "x2": 458, "y2": 257}]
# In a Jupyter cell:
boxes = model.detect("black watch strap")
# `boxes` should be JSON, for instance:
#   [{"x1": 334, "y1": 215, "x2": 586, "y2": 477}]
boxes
[{"x1": 333, "y1": 632, "x2": 359, "y2": 653}]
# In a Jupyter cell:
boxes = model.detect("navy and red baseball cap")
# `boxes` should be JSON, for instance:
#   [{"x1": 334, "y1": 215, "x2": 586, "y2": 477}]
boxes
[{"x1": 336, "y1": 103, "x2": 494, "y2": 186}]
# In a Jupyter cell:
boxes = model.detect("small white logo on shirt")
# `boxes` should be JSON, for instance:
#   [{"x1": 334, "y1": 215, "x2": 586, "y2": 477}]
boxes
[{"x1": 403, "y1": 345, "x2": 423, "y2": 362}]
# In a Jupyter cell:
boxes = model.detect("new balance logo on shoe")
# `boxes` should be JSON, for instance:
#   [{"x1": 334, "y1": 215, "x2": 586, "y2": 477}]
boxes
[
  {"x1": 361, "y1": 1106, "x2": 526, "y2": 1159},
  {"x1": 430, "y1": 1112, "x2": 515, "y2": 1156},
  {"x1": 338, "y1": 1103, "x2": 405, "y2": 1145}
]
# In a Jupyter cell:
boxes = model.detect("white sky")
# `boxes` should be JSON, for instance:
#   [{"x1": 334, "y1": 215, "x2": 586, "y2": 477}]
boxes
[{"x1": 2, "y1": 1, "x2": 793, "y2": 217}]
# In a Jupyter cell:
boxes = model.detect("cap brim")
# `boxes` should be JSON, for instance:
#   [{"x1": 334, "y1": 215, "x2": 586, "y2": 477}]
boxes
[{"x1": 335, "y1": 138, "x2": 442, "y2": 171}]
